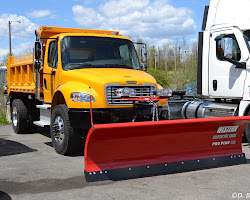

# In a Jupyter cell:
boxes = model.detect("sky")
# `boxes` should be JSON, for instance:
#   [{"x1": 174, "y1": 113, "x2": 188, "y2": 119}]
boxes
[{"x1": 0, "y1": 0, "x2": 210, "y2": 63}]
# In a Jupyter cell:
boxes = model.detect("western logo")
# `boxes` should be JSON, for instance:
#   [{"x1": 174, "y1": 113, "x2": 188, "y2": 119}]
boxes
[{"x1": 217, "y1": 126, "x2": 239, "y2": 134}]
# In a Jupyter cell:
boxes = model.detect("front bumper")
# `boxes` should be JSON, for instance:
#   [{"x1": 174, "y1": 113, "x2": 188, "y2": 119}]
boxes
[{"x1": 68, "y1": 106, "x2": 152, "y2": 130}]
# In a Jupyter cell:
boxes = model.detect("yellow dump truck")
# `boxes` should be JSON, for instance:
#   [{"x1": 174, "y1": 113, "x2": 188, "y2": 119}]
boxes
[{"x1": 6, "y1": 26, "x2": 169, "y2": 155}]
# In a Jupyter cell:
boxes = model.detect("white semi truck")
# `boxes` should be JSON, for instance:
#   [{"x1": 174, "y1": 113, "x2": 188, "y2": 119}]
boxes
[{"x1": 180, "y1": 0, "x2": 250, "y2": 142}]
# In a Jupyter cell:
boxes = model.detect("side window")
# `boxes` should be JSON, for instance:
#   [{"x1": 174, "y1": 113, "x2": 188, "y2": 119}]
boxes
[
  {"x1": 47, "y1": 41, "x2": 58, "y2": 68},
  {"x1": 216, "y1": 34, "x2": 241, "y2": 61}
]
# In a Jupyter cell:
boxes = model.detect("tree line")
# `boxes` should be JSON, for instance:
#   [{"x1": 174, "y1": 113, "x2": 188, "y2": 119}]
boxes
[{"x1": 135, "y1": 38, "x2": 198, "y2": 90}]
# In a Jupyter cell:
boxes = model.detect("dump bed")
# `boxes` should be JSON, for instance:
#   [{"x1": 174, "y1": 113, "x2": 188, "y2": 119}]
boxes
[{"x1": 6, "y1": 53, "x2": 37, "y2": 95}]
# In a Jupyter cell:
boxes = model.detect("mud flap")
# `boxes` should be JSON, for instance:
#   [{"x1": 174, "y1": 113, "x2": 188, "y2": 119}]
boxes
[{"x1": 84, "y1": 116, "x2": 250, "y2": 182}]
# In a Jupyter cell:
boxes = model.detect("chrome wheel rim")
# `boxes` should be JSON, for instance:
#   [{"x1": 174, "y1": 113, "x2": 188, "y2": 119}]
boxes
[
  {"x1": 12, "y1": 106, "x2": 18, "y2": 127},
  {"x1": 52, "y1": 116, "x2": 65, "y2": 145}
]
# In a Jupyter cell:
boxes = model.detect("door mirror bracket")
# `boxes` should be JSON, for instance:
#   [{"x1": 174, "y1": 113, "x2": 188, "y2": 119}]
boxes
[{"x1": 222, "y1": 57, "x2": 246, "y2": 69}]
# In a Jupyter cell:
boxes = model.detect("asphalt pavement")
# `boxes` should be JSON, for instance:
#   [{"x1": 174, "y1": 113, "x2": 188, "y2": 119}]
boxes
[{"x1": 0, "y1": 124, "x2": 250, "y2": 200}]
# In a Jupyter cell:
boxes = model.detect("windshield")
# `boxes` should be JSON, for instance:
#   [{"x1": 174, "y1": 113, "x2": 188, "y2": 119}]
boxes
[
  {"x1": 61, "y1": 36, "x2": 141, "y2": 70},
  {"x1": 243, "y1": 30, "x2": 250, "y2": 48}
]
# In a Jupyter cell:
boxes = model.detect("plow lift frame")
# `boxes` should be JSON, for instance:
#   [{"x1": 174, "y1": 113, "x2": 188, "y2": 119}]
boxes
[{"x1": 84, "y1": 92, "x2": 249, "y2": 182}]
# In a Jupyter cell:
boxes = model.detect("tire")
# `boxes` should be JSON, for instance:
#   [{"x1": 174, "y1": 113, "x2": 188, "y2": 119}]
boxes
[
  {"x1": 51, "y1": 104, "x2": 79, "y2": 155},
  {"x1": 11, "y1": 99, "x2": 31, "y2": 134},
  {"x1": 245, "y1": 110, "x2": 250, "y2": 143}
]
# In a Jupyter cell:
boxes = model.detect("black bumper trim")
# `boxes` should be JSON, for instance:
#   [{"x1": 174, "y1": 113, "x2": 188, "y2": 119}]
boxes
[
  {"x1": 68, "y1": 107, "x2": 152, "y2": 130},
  {"x1": 85, "y1": 153, "x2": 246, "y2": 182}
]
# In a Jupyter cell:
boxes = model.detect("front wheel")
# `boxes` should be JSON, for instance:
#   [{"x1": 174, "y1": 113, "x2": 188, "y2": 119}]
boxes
[
  {"x1": 51, "y1": 104, "x2": 79, "y2": 155},
  {"x1": 244, "y1": 110, "x2": 250, "y2": 143}
]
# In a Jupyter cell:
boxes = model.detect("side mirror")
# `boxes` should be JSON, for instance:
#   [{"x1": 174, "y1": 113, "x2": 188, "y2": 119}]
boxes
[
  {"x1": 35, "y1": 41, "x2": 42, "y2": 60},
  {"x1": 140, "y1": 45, "x2": 147, "y2": 71},
  {"x1": 221, "y1": 38, "x2": 233, "y2": 59},
  {"x1": 220, "y1": 37, "x2": 246, "y2": 69}
]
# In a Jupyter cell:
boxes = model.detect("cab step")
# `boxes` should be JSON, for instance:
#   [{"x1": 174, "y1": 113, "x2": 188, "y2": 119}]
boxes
[{"x1": 33, "y1": 104, "x2": 51, "y2": 127}]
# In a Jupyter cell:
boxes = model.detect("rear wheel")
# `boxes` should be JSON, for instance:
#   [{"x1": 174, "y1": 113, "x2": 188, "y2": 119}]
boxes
[
  {"x1": 51, "y1": 104, "x2": 80, "y2": 155},
  {"x1": 11, "y1": 99, "x2": 31, "y2": 134}
]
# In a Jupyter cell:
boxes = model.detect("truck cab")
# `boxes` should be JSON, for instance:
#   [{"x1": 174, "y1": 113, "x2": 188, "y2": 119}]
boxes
[
  {"x1": 198, "y1": 0, "x2": 250, "y2": 101},
  {"x1": 42, "y1": 31, "x2": 156, "y2": 106}
]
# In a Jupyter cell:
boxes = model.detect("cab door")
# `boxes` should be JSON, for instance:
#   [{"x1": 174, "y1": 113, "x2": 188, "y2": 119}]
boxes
[
  {"x1": 209, "y1": 27, "x2": 247, "y2": 98},
  {"x1": 43, "y1": 40, "x2": 59, "y2": 103}
]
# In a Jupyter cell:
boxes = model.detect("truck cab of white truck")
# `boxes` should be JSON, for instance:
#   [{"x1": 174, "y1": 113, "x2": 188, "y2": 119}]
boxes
[
  {"x1": 182, "y1": 0, "x2": 250, "y2": 142},
  {"x1": 199, "y1": 0, "x2": 250, "y2": 102}
]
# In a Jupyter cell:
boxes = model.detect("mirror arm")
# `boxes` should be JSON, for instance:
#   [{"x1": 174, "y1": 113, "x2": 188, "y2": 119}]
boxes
[
  {"x1": 215, "y1": 34, "x2": 226, "y2": 41},
  {"x1": 222, "y1": 57, "x2": 246, "y2": 69},
  {"x1": 235, "y1": 62, "x2": 246, "y2": 69},
  {"x1": 35, "y1": 30, "x2": 40, "y2": 41},
  {"x1": 39, "y1": 70, "x2": 56, "y2": 76}
]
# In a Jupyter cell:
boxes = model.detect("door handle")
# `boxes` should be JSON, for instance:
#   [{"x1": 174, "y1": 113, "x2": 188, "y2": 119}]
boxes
[
  {"x1": 44, "y1": 78, "x2": 47, "y2": 90},
  {"x1": 213, "y1": 80, "x2": 217, "y2": 91}
]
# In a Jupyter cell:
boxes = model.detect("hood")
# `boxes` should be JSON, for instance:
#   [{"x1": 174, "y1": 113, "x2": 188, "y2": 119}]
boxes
[{"x1": 62, "y1": 68, "x2": 157, "y2": 86}]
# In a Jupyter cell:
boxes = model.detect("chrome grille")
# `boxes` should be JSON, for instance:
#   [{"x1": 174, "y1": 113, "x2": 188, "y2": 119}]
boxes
[{"x1": 106, "y1": 84, "x2": 156, "y2": 105}]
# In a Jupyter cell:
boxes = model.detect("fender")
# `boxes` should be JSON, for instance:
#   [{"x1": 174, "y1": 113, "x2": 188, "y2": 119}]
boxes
[
  {"x1": 55, "y1": 81, "x2": 103, "y2": 109},
  {"x1": 239, "y1": 100, "x2": 250, "y2": 116}
]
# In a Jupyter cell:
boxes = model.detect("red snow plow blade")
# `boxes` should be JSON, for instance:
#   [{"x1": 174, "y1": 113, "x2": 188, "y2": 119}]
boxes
[{"x1": 84, "y1": 116, "x2": 250, "y2": 182}]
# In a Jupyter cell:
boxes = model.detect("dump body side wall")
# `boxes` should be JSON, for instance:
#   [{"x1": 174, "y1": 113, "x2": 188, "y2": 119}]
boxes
[{"x1": 7, "y1": 54, "x2": 39, "y2": 95}]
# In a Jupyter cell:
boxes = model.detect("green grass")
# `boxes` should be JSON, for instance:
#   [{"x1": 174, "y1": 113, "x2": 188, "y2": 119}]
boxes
[{"x1": 0, "y1": 114, "x2": 9, "y2": 125}]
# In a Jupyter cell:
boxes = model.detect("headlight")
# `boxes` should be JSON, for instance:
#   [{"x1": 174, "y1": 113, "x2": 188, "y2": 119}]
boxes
[
  {"x1": 71, "y1": 92, "x2": 95, "y2": 102},
  {"x1": 114, "y1": 88, "x2": 136, "y2": 97},
  {"x1": 156, "y1": 88, "x2": 172, "y2": 97}
]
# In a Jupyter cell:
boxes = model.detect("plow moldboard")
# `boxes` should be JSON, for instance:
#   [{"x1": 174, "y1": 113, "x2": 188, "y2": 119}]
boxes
[{"x1": 84, "y1": 116, "x2": 250, "y2": 182}]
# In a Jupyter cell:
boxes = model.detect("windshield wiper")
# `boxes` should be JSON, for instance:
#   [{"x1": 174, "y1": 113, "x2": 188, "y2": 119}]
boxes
[
  {"x1": 103, "y1": 64, "x2": 133, "y2": 69},
  {"x1": 65, "y1": 63, "x2": 133, "y2": 70},
  {"x1": 69, "y1": 62, "x2": 95, "y2": 69},
  {"x1": 70, "y1": 62, "x2": 92, "y2": 65}
]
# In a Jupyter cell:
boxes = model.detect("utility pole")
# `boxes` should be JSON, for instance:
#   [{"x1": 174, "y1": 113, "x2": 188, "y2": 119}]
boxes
[
  {"x1": 8, "y1": 20, "x2": 21, "y2": 56},
  {"x1": 8, "y1": 21, "x2": 11, "y2": 56}
]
